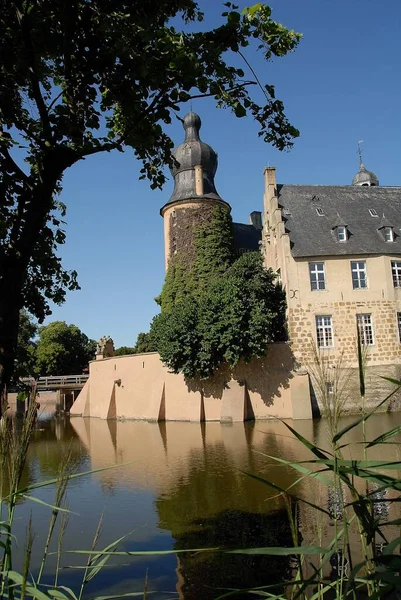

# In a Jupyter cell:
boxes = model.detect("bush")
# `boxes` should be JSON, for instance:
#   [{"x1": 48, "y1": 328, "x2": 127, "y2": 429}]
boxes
[{"x1": 151, "y1": 252, "x2": 286, "y2": 379}]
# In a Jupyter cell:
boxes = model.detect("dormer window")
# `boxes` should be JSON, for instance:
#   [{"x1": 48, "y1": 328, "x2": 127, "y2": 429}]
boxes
[
  {"x1": 316, "y1": 207, "x2": 324, "y2": 216},
  {"x1": 369, "y1": 208, "x2": 378, "y2": 217},
  {"x1": 337, "y1": 226, "x2": 347, "y2": 242},
  {"x1": 384, "y1": 226, "x2": 394, "y2": 242}
]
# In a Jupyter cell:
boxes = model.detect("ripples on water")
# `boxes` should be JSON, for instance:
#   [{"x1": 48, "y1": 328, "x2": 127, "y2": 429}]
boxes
[{"x1": 2, "y1": 401, "x2": 401, "y2": 599}]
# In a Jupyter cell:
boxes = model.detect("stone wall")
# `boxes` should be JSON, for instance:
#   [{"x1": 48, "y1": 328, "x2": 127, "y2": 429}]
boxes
[
  {"x1": 288, "y1": 300, "x2": 401, "y2": 414},
  {"x1": 162, "y1": 200, "x2": 228, "y2": 269},
  {"x1": 70, "y1": 345, "x2": 313, "y2": 421},
  {"x1": 289, "y1": 300, "x2": 401, "y2": 367}
]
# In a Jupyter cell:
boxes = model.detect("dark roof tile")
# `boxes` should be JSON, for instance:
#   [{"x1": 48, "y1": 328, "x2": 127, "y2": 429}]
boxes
[{"x1": 277, "y1": 185, "x2": 401, "y2": 257}]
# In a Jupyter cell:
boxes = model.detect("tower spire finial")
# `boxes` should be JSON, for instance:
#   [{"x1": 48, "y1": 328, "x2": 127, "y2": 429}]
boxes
[
  {"x1": 352, "y1": 140, "x2": 379, "y2": 186},
  {"x1": 357, "y1": 140, "x2": 364, "y2": 168}
]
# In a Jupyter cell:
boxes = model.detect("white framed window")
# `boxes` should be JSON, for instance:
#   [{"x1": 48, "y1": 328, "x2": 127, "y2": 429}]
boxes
[
  {"x1": 316, "y1": 315, "x2": 333, "y2": 348},
  {"x1": 337, "y1": 226, "x2": 347, "y2": 242},
  {"x1": 398, "y1": 313, "x2": 401, "y2": 343},
  {"x1": 357, "y1": 314, "x2": 374, "y2": 345},
  {"x1": 309, "y1": 262, "x2": 326, "y2": 291},
  {"x1": 351, "y1": 261, "x2": 367, "y2": 289},
  {"x1": 391, "y1": 261, "x2": 401, "y2": 287},
  {"x1": 384, "y1": 227, "x2": 394, "y2": 242}
]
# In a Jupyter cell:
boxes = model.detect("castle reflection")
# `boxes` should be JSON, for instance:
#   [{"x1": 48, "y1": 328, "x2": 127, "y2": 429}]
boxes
[
  {"x1": 69, "y1": 414, "x2": 401, "y2": 597},
  {"x1": 2, "y1": 413, "x2": 400, "y2": 599}
]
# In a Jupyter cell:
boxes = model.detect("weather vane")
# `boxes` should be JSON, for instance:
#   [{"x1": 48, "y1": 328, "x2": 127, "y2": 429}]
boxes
[{"x1": 357, "y1": 140, "x2": 364, "y2": 166}]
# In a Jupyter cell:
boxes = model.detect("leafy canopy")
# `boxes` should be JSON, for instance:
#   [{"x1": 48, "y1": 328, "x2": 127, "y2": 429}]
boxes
[
  {"x1": 115, "y1": 332, "x2": 156, "y2": 356},
  {"x1": 134, "y1": 332, "x2": 157, "y2": 354},
  {"x1": 13, "y1": 310, "x2": 38, "y2": 384},
  {"x1": 0, "y1": 0, "x2": 300, "y2": 397},
  {"x1": 114, "y1": 346, "x2": 137, "y2": 357},
  {"x1": 0, "y1": 0, "x2": 300, "y2": 322},
  {"x1": 151, "y1": 252, "x2": 286, "y2": 379},
  {"x1": 35, "y1": 321, "x2": 96, "y2": 376}
]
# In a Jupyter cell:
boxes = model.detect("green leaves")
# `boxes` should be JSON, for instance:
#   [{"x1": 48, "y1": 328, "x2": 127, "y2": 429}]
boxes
[
  {"x1": 152, "y1": 242, "x2": 286, "y2": 379},
  {"x1": 0, "y1": 0, "x2": 301, "y2": 395},
  {"x1": 35, "y1": 321, "x2": 96, "y2": 376},
  {"x1": 366, "y1": 425, "x2": 401, "y2": 448}
]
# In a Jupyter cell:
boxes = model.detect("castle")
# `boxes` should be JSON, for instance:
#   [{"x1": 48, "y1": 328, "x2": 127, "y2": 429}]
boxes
[{"x1": 71, "y1": 112, "x2": 401, "y2": 421}]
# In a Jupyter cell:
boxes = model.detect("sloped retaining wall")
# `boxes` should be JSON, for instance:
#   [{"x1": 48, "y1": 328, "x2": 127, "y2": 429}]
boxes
[{"x1": 70, "y1": 343, "x2": 312, "y2": 421}]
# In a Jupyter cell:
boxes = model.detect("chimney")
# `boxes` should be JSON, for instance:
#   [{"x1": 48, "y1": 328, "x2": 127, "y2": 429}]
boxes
[
  {"x1": 264, "y1": 166, "x2": 276, "y2": 190},
  {"x1": 194, "y1": 165, "x2": 204, "y2": 195},
  {"x1": 249, "y1": 211, "x2": 263, "y2": 230},
  {"x1": 263, "y1": 166, "x2": 277, "y2": 223}
]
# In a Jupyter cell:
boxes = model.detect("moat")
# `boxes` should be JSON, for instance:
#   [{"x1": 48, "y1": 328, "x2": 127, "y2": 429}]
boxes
[{"x1": 2, "y1": 401, "x2": 401, "y2": 599}]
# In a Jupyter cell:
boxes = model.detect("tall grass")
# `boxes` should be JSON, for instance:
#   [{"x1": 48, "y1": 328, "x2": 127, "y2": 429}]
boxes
[
  {"x1": 0, "y1": 391, "x2": 154, "y2": 600},
  {"x1": 214, "y1": 334, "x2": 401, "y2": 599}
]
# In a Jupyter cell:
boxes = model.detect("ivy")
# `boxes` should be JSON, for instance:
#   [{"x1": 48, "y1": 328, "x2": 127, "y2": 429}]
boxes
[
  {"x1": 151, "y1": 252, "x2": 286, "y2": 379},
  {"x1": 158, "y1": 205, "x2": 235, "y2": 311}
]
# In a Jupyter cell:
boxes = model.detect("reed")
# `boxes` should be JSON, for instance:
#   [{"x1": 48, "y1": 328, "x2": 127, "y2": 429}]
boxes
[
  {"x1": 214, "y1": 335, "x2": 401, "y2": 599},
  {"x1": 0, "y1": 391, "x2": 151, "y2": 600}
]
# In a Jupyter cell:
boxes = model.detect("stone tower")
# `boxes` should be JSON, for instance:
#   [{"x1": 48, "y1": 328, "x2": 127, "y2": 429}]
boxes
[{"x1": 160, "y1": 111, "x2": 231, "y2": 269}]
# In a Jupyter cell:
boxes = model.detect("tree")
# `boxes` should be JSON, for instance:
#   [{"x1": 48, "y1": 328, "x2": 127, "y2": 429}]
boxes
[
  {"x1": 13, "y1": 310, "x2": 37, "y2": 383},
  {"x1": 0, "y1": 0, "x2": 300, "y2": 406},
  {"x1": 115, "y1": 346, "x2": 137, "y2": 356},
  {"x1": 35, "y1": 321, "x2": 96, "y2": 376},
  {"x1": 134, "y1": 332, "x2": 156, "y2": 353},
  {"x1": 151, "y1": 252, "x2": 286, "y2": 379}
]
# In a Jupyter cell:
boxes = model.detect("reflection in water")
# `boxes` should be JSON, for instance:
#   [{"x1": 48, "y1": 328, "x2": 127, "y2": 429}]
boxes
[
  {"x1": 1, "y1": 411, "x2": 400, "y2": 599},
  {"x1": 1, "y1": 411, "x2": 87, "y2": 502},
  {"x1": 173, "y1": 509, "x2": 295, "y2": 599}
]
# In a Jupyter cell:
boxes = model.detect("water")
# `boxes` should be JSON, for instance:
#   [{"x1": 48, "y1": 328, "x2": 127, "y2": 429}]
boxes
[{"x1": 2, "y1": 407, "x2": 401, "y2": 599}]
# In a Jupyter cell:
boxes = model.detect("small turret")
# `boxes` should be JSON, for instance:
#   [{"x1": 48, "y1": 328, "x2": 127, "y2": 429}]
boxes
[{"x1": 352, "y1": 142, "x2": 379, "y2": 186}]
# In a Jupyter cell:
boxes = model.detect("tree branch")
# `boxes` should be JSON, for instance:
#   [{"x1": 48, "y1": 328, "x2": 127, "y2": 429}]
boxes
[
  {"x1": 15, "y1": 3, "x2": 53, "y2": 141},
  {"x1": 47, "y1": 91, "x2": 64, "y2": 113},
  {"x1": 237, "y1": 51, "x2": 270, "y2": 101},
  {"x1": 185, "y1": 80, "x2": 256, "y2": 101},
  {"x1": 0, "y1": 144, "x2": 30, "y2": 250},
  {"x1": 77, "y1": 89, "x2": 168, "y2": 159},
  {"x1": 0, "y1": 143, "x2": 31, "y2": 187}
]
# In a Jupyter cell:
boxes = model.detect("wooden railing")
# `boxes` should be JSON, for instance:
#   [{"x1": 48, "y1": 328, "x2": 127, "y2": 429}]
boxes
[{"x1": 21, "y1": 375, "x2": 89, "y2": 390}]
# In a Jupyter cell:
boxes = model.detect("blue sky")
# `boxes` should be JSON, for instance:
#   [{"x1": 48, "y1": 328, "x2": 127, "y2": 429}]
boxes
[{"x1": 45, "y1": 0, "x2": 401, "y2": 347}]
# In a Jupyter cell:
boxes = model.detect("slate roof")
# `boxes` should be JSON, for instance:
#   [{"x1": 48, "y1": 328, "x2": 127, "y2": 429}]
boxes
[
  {"x1": 233, "y1": 222, "x2": 261, "y2": 252},
  {"x1": 277, "y1": 185, "x2": 401, "y2": 258}
]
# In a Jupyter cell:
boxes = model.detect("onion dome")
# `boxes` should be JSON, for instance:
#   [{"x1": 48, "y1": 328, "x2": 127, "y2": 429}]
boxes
[
  {"x1": 163, "y1": 111, "x2": 229, "y2": 209},
  {"x1": 352, "y1": 161, "x2": 379, "y2": 186}
]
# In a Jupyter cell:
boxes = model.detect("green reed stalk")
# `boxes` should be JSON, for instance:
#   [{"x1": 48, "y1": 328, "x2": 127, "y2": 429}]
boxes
[
  {"x1": 78, "y1": 514, "x2": 103, "y2": 600},
  {"x1": 1, "y1": 393, "x2": 38, "y2": 600},
  {"x1": 36, "y1": 446, "x2": 73, "y2": 585},
  {"x1": 54, "y1": 508, "x2": 69, "y2": 588},
  {"x1": 21, "y1": 516, "x2": 34, "y2": 600}
]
